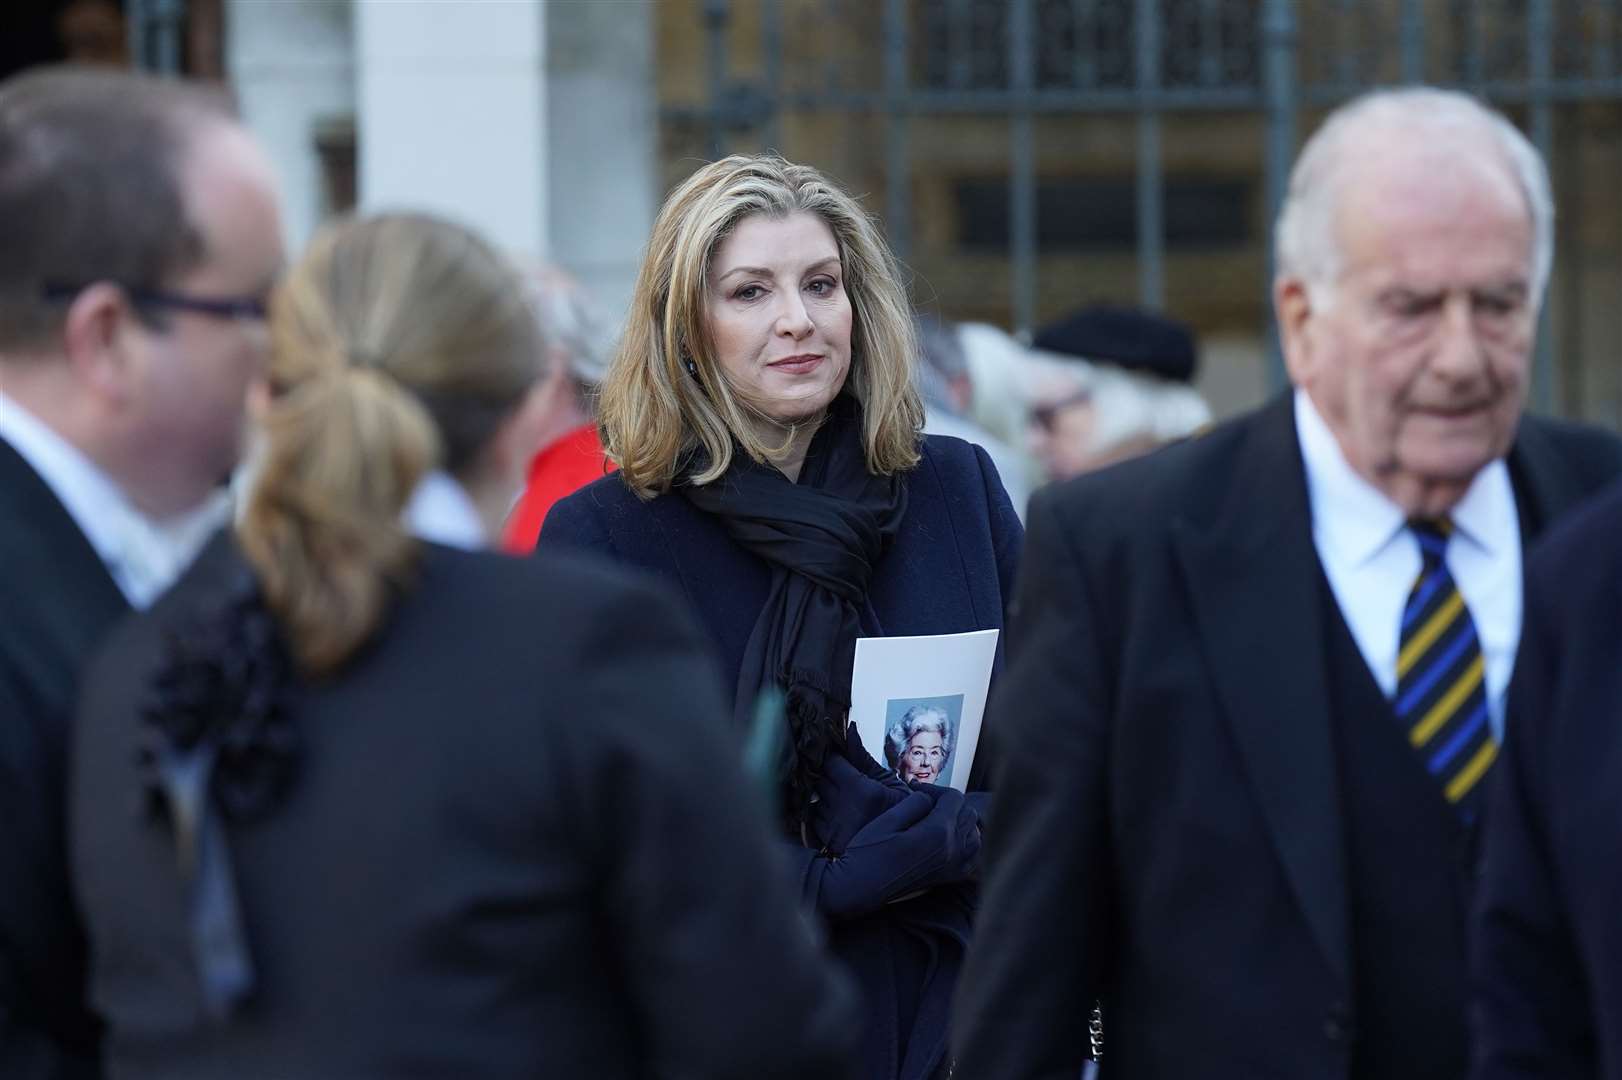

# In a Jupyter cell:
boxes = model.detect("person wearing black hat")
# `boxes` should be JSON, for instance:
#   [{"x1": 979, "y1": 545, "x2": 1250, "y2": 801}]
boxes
[{"x1": 1024, "y1": 305, "x2": 1210, "y2": 481}]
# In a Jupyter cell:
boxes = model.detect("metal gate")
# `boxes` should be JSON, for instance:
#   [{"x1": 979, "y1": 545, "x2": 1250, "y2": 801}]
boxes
[
  {"x1": 127, "y1": 0, "x2": 189, "y2": 73},
  {"x1": 666, "y1": 0, "x2": 1622, "y2": 415}
]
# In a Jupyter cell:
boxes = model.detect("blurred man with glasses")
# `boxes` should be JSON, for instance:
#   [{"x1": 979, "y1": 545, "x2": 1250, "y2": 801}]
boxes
[{"x1": 0, "y1": 66, "x2": 283, "y2": 1077}]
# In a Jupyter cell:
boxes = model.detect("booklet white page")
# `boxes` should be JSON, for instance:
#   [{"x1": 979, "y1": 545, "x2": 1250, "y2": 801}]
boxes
[{"x1": 848, "y1": 628, "x2": 1000, "y2": 793}]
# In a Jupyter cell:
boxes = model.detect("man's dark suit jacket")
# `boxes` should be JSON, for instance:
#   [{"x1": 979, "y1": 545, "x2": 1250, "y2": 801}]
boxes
[
  {"x1": 1473, "y1": 479, "x2": 1622, "y2": 1079},
  {"x1": 952, "y1": 394, "x2": 1622, "y2": 1080},
  {"x1": 70, "y1": 533, "x2": 859, "y2": 1079},
  {"x1": 0, "y1": 436, "x2": 125, "y2": 1080}
]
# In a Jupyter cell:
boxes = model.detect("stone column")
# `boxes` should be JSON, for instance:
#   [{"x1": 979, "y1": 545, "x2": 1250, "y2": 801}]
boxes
[
  {"x1": 543, "y1": 1, "x2": 659, "y2": 328},
  {"x1": 227, "y1": 0, "x2": 354, "y2": 252},
  {"x1": 355, "y1": 0, "x2": 548, "y2": 260}
]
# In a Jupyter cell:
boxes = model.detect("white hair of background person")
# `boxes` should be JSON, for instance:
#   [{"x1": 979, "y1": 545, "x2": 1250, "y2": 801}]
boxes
[
  {"x1": 517, "y1": 262, "x2": 616, "y2": 387},
  {"x1": 955, "y1": 322, "x2": 1040, "y2": 449},
  {"x1": 1023, "y1": 347, "x2": 1212, "y2": 457},
  {"x1": 1274, "y1": 85, "x2": 1553, "y2": 311}
]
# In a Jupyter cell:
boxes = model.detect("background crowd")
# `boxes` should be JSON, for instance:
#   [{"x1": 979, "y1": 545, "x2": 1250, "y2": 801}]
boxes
[{"x1": 3, "y1": 10, "x2": 1622, "y2": 1080}]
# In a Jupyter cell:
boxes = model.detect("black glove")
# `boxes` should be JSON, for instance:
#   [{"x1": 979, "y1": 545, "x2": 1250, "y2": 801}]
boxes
[
  {"x1": 839, "y1": 721, "x2": 903, "y2": 785},
  {"x1": 810, "y1": 751, "x2": 910, "y2": 856},
  {"x1": 809, "y1": 786, "x2": 982, "y2": 920}
]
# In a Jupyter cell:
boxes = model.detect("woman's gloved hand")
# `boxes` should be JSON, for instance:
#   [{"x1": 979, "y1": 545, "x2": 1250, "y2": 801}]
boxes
[
  {"x1": 811, "y1": 751, "x2": 910, "y2": 856},
  {"x1": 839, "y1": 721, "x2": 903, "y2": 785},
  {"x1": 809, "y1": 785, "x2": 982, "y2": 920}
]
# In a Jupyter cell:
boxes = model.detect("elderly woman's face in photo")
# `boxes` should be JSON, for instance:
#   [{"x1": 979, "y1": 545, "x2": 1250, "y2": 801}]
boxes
[
  {"x1": 706, "y1": 211, "x2": 853, "y2": 427},
  {"x1": 900, "y1": 728, "x2": 947, "y2": 784}
]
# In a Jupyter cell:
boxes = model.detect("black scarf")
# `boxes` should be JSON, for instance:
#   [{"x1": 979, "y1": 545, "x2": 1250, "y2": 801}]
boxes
[{"x1": 682, "y1": 395, "x2": 908, "y2": 825}]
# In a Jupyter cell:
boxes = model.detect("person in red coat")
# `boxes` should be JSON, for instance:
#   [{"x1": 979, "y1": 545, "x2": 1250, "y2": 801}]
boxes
[{"x1": 502, "y1": 265, "x2": 616, "y2": 553}]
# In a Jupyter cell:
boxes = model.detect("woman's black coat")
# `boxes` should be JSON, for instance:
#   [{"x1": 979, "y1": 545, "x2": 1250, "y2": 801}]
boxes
[
  {"x1": 541, "y1": 434, "x2": 1024, "y2": 1079},
  {"x1": 70, "y1": 536, "x2": 860, "y2": 1079}
]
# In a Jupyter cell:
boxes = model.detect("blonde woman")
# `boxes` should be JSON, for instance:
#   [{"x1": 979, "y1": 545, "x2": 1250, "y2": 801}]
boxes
[
  {"x1": 539, "y1": 156, "x2": 1022, "y2": 1080},
  {"x1": 68, "y1": 213, "x2": 858, "y2": 1079}
]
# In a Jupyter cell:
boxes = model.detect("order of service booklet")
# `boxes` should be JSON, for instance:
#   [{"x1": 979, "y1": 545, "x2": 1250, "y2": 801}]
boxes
[{"x1": 847, "y1": 628, "x2": 1000, "y2": 793}]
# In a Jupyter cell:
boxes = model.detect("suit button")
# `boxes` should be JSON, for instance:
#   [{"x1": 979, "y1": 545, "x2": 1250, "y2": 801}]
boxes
[{"x1": 1323, "y1": 1002, "x2": 1351, "y2": 1043}]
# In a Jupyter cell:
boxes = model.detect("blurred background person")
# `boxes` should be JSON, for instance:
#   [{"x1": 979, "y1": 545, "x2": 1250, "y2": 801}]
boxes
[
  {"x1": 501, "y1": 262, "x2": 617, "y2": 553},
  {"x1": 1024, "y1": 305, "x2": 1212, "y2": 482},
  {"x1": 0, "y1": 66, "x2": 283, "y2": 1079},
  {"x1": 956, "y1": 320, "x2": 1046, "y2": 485},
  {"x1": 1472, "y1": 479, "x2": 1622, "y2": 1078},
  {"x1": 70, "y1": 212, "x2": 859, "y2": 1080},
  {"x1": 540, "y1": 154, "x2": 1018, "y2": 1080},
  {"x1": 916, "y1": 314, "x2": 1031, "y2": 519}
]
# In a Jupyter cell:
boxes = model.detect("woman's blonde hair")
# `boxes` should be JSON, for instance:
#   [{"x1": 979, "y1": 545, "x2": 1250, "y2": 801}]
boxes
[
  {"x1": 600, "y1": 154, "x2": 923, "y2": 495},
  {"x1": 240, "y1": 213, "x2": 541, "y2": 676}
]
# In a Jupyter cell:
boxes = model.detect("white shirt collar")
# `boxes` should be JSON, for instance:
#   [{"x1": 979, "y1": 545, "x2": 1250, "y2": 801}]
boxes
[
  {"x1": 1294, "y1": 388, "x2": 1516, "y2": 565},
  {"x1": 0, "y1": 389, "x2": 229, "y2": 608},
  {"x1": 1294, "y1": 389, "x2": 1406, "y2": 568},
  {"x1": 402, "y1": 470, "x2": 488, "y2": 551}
]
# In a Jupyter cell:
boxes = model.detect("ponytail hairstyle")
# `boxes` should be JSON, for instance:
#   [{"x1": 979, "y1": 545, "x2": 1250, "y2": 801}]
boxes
[{"x1": 240, "y1": 213, "x2": 542, "y2": 676}]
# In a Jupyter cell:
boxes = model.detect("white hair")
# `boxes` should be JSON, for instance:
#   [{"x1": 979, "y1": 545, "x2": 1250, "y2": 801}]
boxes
[
  {"x1": 955, "y1": 321, "x2": 1039, "y2": 447},
  {"x1": 885, "y1": 705, "x2": 953, "y2": 766},
  {"x1": 517, "y1": 262, "x2": 615, "y2": 385},
  {"x1": 1274, "y1": 86, "x2": 1554, "y2": 309},
  {"x1": 1024, "y1": 348, "x2": 1212, "y2": 455}
]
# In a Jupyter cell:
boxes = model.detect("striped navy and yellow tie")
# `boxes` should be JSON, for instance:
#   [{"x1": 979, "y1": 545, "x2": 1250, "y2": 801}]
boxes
[{"x1": 1395, "y1": 518, "x2": 1498, "y2": 818}]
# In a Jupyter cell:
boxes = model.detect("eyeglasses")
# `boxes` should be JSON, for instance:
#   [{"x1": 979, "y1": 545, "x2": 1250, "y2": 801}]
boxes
[
  {"x1": 42, "y1": 282, "x2": 270, "y2": 322},
  {"x1": 1029, "y1": 388, "x2": 1093, "y2": 433}
]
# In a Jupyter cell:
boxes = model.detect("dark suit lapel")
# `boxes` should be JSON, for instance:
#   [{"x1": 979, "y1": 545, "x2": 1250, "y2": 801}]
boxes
[
  {"x1": 1172, "y1": 395, "x2": 1350, "y2": 985},
  {"x1": 1506, "y1": 415, "x2": 1589, "y2": 541},
  {"x1": 0, "y1": 434, "x2": 126, "y2": 621}
]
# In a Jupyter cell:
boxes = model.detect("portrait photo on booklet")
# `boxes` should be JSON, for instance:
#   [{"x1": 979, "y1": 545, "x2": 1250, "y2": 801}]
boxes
[
  {"x1": 848, "y1": 628, "x2": 998, "y2": 793},
  {"x1": 882, "y1": 695, "x2": 964, "y2": 787}
]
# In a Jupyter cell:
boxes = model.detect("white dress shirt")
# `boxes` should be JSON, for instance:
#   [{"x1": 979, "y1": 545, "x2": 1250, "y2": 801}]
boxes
[
  {"x1": 1295, "y1": 389, "x2": 1522, "y2": 739},
  {"x1": 0, "y1": 390, "x2": 230, "y2": 610},
  {"x1": 402, "y1": 470, "x2": 488, "y2": 551}
]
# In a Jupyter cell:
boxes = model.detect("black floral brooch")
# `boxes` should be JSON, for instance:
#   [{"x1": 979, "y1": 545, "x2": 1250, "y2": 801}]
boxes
[{"x1": 138, "y1": 566, "x2": 298, "y2": 825}]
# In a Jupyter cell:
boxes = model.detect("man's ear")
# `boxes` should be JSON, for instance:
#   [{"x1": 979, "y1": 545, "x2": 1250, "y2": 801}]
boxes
[
  {"x1": 1273, "y1": 275, "x2": 1316, "y2": 388},
  {"x1": 60, "y1": 283, "x2": 138, "y2": 405}
]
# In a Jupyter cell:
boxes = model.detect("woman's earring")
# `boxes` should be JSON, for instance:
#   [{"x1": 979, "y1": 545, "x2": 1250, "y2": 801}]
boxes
[{"x1": 683, "y1": 353, "x2": 698, "y2": 377}]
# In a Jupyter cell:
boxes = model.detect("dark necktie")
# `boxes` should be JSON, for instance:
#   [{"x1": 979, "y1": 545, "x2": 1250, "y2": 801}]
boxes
[{"x1": 1394, "y1": 518, "x2": 1498, "y2": 818}]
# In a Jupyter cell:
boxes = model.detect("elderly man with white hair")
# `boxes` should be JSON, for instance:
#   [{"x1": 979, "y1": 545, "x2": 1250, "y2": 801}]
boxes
[{"x1": 954, "y1": 86, "x2": 1622, "y2": 1080}]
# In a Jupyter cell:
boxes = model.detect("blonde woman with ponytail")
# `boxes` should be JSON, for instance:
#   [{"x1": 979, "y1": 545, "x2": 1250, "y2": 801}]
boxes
[{"x1": 68, "y1": 213, "x2": 859, "y2": 1079}]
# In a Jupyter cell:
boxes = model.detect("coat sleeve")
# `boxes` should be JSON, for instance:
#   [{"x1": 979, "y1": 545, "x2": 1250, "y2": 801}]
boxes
[
  {"x1": 546, "y1": 571, "x2": 859, "y2": 1080},
  {"x1": 1471, "y1": 580, "x2": 1595, "y2": 1079},
  {"x1": 963, "y1": 441, "x2": 1025, "y2": 794},
  {"x1": 971, "y1": 441, "x2": 1024, "y2": 619},
  {"x1": 951, "y1": 485, "x2": 1111, "y2": 1079},
  {"x1": 0, "y1": 654, "x2": 98, "y2": 1080}
]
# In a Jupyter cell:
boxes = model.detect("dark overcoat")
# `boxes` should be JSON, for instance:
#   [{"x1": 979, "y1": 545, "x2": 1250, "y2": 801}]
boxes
[
  {"x1": 541, "y1": 433, "x2": 1024, "y2": 1080},
  {"x1": 70, "y1": 534, "x2": 860, "y2": 1079},
  {"x1": 1474, "y1": 479, "x2": 1622, "y2": 1079},
  {"x1": 0, "y1": 436, "x2": 125, "y2": 1080}
]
